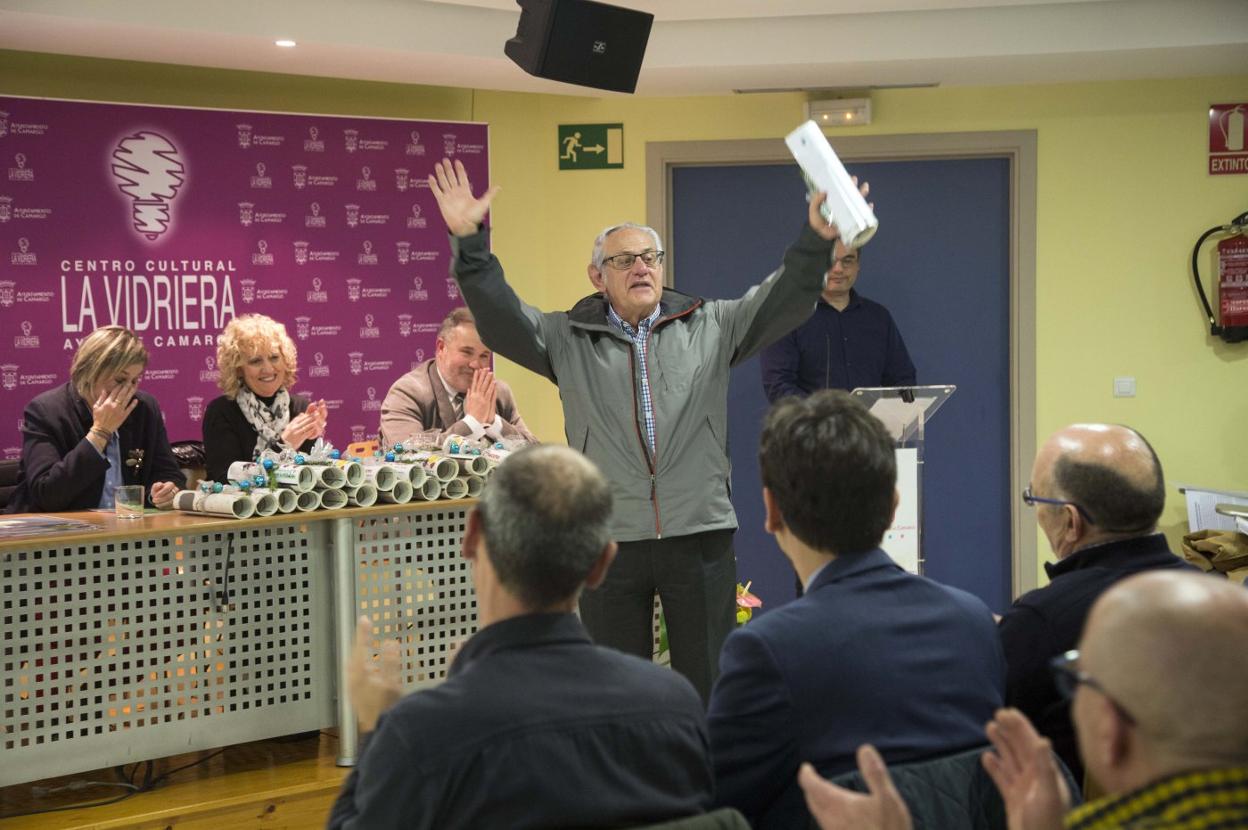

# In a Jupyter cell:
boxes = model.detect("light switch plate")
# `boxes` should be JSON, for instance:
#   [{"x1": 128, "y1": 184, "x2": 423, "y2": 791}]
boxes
[{"x1": 1113, "y1": 377, "x2": 1136, "y2": 398}]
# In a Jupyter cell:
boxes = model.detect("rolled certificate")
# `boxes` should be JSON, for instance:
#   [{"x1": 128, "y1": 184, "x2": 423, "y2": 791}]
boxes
[
  {"x1": 174, "y1": 489, "x2": 255, "y2": 519},
  {"x1": 360, "y1": 463, "x2": 397, "y2": 492},
  {"x1": 332, "y1": 459, "x2": 364, "y2": 488},
  {"x1": 295, "y1": 489, "x2": 321, "y2": 512},
  {"x1": 253, "y1": 487, "x2": 298, "y2": 514},
  {"x1": 312, "y1": 464, "x2": 347, "y2": 489},
  {"x1": 414, "y1": 453, "x2": 458, "y2": 482},
  {"x1": 378, "y1": 478, "x2": 414, "y2": 504},
  {"x1": 388, "y1": 462, "x2": 427, "y2": 489},
  {"x1": 441, "y1": 477, "x2": 469, "y2": 500},
  {"x1": 227, "y1": 460, "x2": 265, "y2": 483},
  {"x1": 317, "y1": 487, "x2": 348, "y2": 510},
  {"x1": 412, "y1": 478, "x2": 442, "y2": 501},
  {"x1": 274, "y1": 463, "x2": 316, "y2": 492},
  {"x1": 249, "y1": 490, "x2": 279, "y2": 517},
  {"x1": 785, "y1": 120, "x2": 878, "y2": 248},
  {"x1": 459, "y1": 475, "x2": 485, "y2": 497},
  {"x1": 345, "y1": 483, "x2": 378, "y2": 508},
  {"x1": 451, "y1": 454, "x2": 491, "y2": 476}
]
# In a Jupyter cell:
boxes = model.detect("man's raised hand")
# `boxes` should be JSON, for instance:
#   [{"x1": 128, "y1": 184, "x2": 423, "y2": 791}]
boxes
[{"x1": 428, "y1": 158, "x2": 500, "y2": 237}]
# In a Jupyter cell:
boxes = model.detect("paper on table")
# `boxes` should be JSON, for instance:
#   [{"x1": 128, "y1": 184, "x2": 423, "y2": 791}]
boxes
[{"x1": 1177, "y1": 484, "x2": 1248, "y2": 533}]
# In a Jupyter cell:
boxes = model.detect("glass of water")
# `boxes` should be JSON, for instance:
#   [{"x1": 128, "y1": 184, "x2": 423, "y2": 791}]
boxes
[{"x1": 115, "y1": 485, "x2": 145, "y2": 519}]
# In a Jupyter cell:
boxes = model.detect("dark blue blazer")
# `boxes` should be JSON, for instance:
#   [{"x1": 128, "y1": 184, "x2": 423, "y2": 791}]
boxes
[
  {"x1": 8, "y1": 382, "x2": 185, "y2": 513},
  {"x1": 708, "y1": 548, "x2": 1005, "y2": 830}
]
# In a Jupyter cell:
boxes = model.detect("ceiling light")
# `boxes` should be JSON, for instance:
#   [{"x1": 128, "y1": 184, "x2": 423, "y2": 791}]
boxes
[
  {"x1": 274, "y1": 39, "x2": 297, "y2": 48},
  {"x1": 805, "y1": 98, "x2": 872, "y2": 126}
]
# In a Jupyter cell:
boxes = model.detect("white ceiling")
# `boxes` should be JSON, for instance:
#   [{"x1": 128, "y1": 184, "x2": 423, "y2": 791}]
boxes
[{"x1": 0, "y1": 0, "x2": 1245, "y2": 97}]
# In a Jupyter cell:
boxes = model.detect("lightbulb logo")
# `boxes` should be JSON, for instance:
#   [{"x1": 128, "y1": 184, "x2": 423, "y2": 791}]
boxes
[
  {"x1": 9, "y1": 153, "x2": 33, "y2": 181},
  {"x1": 304, "y1": 126, "x2": 324, "y2": 153},
  {"x1": 356, "y1": 165, "x2": 375, "y2": 191},
  {"x1": 358, "y1": 240, "x2": 377, "y2": 265},
  {"x1": 199, "y1": 357, "x2": 218, "y2": 383},
  {"x1": 405, "y1": 131, "x2": 424, "y2": 156},
  {"x1": 110, "y1": 131, "x2": 186, "y2": 242},
  {"x1": 407, "y1": 204, "x2": 426, "y2": 229}
]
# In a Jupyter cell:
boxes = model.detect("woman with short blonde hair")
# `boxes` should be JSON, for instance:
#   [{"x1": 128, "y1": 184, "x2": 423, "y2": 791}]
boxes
[
  {"x1": 203, "y1": 314, "x2": 326, "y2": 483},
  {"x1": 7, "y1": 325, "x2": 184, "y2": 513}
]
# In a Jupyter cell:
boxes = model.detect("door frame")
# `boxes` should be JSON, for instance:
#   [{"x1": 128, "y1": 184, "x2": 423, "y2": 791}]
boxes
[{"x1": 645, "y1": 130, "x2": 1040, "y2": 597}]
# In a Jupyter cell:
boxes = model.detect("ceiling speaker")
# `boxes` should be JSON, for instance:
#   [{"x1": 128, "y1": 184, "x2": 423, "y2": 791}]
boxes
[{"x1": 504, "y1": 0, "x2": 654, "y2": 94}]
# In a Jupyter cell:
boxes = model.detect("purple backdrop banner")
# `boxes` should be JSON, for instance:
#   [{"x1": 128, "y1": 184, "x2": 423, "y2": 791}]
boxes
[{"x1": 0, "y1": 96, "x2": 489, "y2": 458}]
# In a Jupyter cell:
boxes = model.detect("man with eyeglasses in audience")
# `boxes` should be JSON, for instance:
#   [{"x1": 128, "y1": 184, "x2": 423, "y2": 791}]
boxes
[
  {"x1": 798, "y1": 570, "x2": 1248, "y2": 830},
  {"x1": 426, "y1": 157, "x2": 858, "y2": 702},
  {"x1": 1001, "y1": 424, "x2": 1193, "y2": 783},
  {"x1": 760, "y1": 239, "x2": 915, "y2": 404}
]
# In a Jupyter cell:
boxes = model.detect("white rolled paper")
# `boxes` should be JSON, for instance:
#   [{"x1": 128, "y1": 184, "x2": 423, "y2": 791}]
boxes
[
  {"x1": 174, "y1": 490, "x2": 255, "y2": 519},
  {"x1": 451, "y1": 454, "x2": 490, "y2": 476},
  {"x1": 378, "y1": 478, "x2": 414, "y2": 504},
  {"x1": 250, "y1": 490, "x2": 279, "y2": 517},
  {"x1": 318, "y1": 487, "x2": 348, "y2": 510},
  {"x1": 274, "y1": 464, "x2": 316, "y2": 492},
  {"x1": 414, "y1": 453, "x2": 458, "y2": 482},
  {"x1": 459, "y1": 475, "x2": 485, "y2": 497},
  {"x1": 388, "y1": 462, "x2": 427, "y2": 489},
  {"x1": 253, "y1": 487, "x2": 298, "y2": 513},
  {"x1": 360, "y1": 463, "x2": 397, "y2": 492},
  {"x1": 412, "y1": 478, "x2": 442, "y2": 501},
  {"x1": 785, "y1": 120, "x2": 879, "y2": 249},
  {"x1": 440, "y1": 477, "x2": 469, "y2": 500},
  {"x1": 332, "y1": 459, "x2": 364, "y2": 487},
  {"x1": 295, "y1": 489, "x2": 321, "y2": 512},
  {"x1": 227, "y1": 460, "x2": 265, "y2": 483},
  {"x1": 313, "y1": 464, "x2": 347, "y2": 489},
  {"x1": 345, "y1": 483, "x2": 378, "y2": 508}
]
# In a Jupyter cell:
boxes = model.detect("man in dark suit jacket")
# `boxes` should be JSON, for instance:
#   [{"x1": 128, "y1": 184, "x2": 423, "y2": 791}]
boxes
[
  {"x1": 378, "y1": 307, "x2": 535, "y2": 447},
  {"x1": 328, "y1": 445, "x2": 712, "y2": 830},
  {"x1": 707, "y1": 391, "x2": 1004, "y2": 830},
  {"x1": 1000, "y1": 423, "x2": 1193, "y2": 784},
  {"x1": 9, "y1": 381, "x2": 185, "y2": 513}
]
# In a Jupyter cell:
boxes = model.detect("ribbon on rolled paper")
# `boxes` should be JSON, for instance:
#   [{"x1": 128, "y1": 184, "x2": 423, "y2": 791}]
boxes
[{"x1": 174, "y1": 490, "x2": 255, "y2": 519}]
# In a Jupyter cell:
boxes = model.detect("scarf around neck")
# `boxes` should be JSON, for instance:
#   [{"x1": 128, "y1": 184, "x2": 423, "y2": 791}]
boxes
[{"x1": 235, "y1": 387, "x2": 291, "y2": 457}]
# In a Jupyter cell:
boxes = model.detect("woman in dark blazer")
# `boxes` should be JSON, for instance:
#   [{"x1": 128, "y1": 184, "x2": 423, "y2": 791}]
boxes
[
  {"x1": 7, "y1": 326, "x2": 185, "y2": 513},
  {"x1": 203, "y1": 314, "x2": 327, "y2": 484}
]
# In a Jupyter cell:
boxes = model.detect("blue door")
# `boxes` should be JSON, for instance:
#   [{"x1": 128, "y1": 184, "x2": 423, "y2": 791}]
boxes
[{"x1": 671, "y1": 157, "x2": 1011, "y2": 613}]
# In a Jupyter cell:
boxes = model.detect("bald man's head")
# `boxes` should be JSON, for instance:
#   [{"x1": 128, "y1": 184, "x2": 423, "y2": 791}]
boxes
[
  {"x1": 1078, "y1": 571, "x2": 1248, "y2": 781},
  {"x1": 1033, "y1": 424, "x2": 1164, "y2": 537}
]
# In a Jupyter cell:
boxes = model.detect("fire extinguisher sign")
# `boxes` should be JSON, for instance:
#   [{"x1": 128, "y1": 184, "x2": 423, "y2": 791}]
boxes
[{"x1": 1208, "y1": 102, "x2": 1248, "y2": 175}]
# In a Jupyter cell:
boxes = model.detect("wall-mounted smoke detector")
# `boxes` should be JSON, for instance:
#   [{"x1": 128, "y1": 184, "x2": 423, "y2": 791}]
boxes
[{"x1": 805, "y1": 98, "x2": 872, "y2": 126}]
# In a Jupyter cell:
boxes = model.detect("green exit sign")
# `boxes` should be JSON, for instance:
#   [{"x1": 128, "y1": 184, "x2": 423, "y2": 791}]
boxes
[{"x1": 558, "y1": 123, "x2": 624, "y2": 170}]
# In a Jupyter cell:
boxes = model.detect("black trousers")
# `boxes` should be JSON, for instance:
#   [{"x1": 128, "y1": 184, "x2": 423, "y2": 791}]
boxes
[{"x1": 578, "y1": 529, "x2": 737, "y2": 704}]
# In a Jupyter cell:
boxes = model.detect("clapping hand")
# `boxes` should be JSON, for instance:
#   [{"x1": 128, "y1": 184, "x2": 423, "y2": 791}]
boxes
[
  {"x1": 463, "y1": 369, "x2": 497, "y2": 424},
  {"x1": 347, "y1": 615, "x2": 403, "y2": 733},
  {"x1": 281, "y1": 399, "x2": 328, "y2": 449},
  {"x1": 799, "y1": 745, "x2": 913, "y2": 830},
  {"x1": 428, "y1": 158, "x2": 500, "y2": 237},
  {"x1": 981, "y1": 709, "x2": 1070, "y2": 830},
  {"x1": 808, "y1": 177, "x2": 872, "y2": 241}
]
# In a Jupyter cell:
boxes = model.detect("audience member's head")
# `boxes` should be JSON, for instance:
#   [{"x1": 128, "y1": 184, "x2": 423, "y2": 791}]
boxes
[
  {"x1": 759, "y1": 390, "x2": 897, "y2": 558},
  {"x1": 434, "y1": 306, "x2": 492, "y2": 395},
  {"x1": 467, "y1": 445, "x2": 615, "y2": 619},
  {"x1": 1028, "y1": 424, "x2": 1164, "y2": 559},
  {"x1": 70, "y1": 325, "x2": 149, "y2": 402},
  {"x1": 1074, "y1": 570, "x2": 1248, "y2": 793}
]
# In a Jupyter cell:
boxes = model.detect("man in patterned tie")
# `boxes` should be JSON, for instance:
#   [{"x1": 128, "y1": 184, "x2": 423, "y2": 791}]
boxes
[{"x1": 379, "y1": 307, "x2": 536, "y2": 447}]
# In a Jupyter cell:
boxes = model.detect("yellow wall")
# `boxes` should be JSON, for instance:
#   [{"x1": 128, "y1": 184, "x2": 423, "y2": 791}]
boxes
[{"x1": 2, "y1": 49, "x2": 1244, "y2": 562}]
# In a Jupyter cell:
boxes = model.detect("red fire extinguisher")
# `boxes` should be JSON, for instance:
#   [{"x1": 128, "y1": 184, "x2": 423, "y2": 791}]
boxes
[{"x1": 1192, "y1": 210, "x2": 1248, "y2": 342}]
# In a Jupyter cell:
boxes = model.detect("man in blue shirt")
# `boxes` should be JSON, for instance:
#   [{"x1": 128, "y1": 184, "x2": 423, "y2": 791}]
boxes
[{"x1": 761, "y1": 240, "x2": 915, "y2": 402}]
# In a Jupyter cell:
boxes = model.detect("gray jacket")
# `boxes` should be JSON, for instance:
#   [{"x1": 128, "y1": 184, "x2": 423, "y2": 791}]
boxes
[{"x1": 452, "y1": 225, "x2": 832, "y2": 542}]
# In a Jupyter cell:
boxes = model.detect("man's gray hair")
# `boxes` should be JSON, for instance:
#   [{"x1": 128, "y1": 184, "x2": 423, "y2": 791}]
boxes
[
  {"x1": 475, "y1": 445, "x2": 613, "y2": 608},
  {"x1": 590, "y1": 223, "x2": 664, "y2": 269},
  {"x1": 437, "y1": 306, "x2": 476, "y2": 342}
]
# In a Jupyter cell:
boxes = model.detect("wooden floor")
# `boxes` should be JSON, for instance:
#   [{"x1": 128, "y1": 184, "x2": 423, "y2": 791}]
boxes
[{"x1": 0, "y1": 731, "x2": 350, "y2": 829}]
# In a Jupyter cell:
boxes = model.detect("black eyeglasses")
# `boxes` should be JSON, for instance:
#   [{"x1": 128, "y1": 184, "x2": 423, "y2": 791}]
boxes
[
  {"x1": 1022, "y1": 485, "x2": 1095, "y2": 524},
  {"x1": 602, "y1": 250, "x2": 665, "y2": 270},
  {"x1": 1049, "y1": 649, "x2": 1136, "y2": 725},
  {"x1": 832, "y1": 254, "x2": 859, "y2": 267}
]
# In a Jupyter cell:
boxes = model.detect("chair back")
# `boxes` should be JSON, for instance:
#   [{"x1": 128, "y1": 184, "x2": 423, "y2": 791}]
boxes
[
  {"x1": 624, "y1": 807, "x2": 750, "y2": 830},
  {"x1": 0, "y1": 458, "x2": 20, "y2": 511},
  {"x1": 821, "y1": 744, "x2": 1081, "y2": 830}
]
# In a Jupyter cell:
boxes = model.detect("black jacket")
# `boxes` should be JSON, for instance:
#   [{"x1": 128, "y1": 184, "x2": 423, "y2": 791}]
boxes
[
  {"x1": 327, "y1": 613, "x2": 713, "y2": 830},
  {"x1": 201, "y1": 393, "x2": 311, "y2": 484},
  {"x1": 8, "y1": 382, "x2": 185, "y2": 513},
  {"x1": 998, "y1": 534, "x2": 1195, "y2": 782}
]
